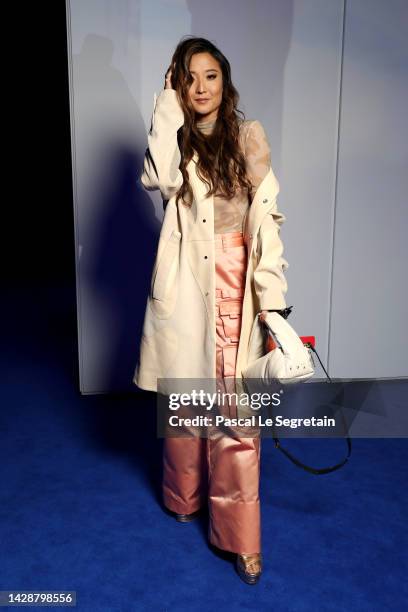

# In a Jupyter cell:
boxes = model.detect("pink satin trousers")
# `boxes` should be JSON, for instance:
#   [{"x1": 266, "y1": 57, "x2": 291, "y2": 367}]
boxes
[{"x1": 162, "y1": 231, "x2": 261, "y2": 554}]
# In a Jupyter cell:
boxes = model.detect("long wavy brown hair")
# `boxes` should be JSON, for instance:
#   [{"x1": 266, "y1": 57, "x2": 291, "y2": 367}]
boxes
[{"x1": 169, "y1": 36, "x2": 253, "y2": 208}]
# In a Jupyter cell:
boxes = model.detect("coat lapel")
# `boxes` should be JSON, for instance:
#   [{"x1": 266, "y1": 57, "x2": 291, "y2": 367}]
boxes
[
  {"x1": 187, "y1": 152, "x2": 206, "y2": 200},
  {"x1": 186, "y1": 153, "x2": 214, "y2": 227},
  {"x1": 244, "y1": 167, "x2": 281, "y2": 256}
]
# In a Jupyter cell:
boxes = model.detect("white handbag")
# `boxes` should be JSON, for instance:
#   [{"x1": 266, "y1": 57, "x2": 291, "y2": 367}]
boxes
[
  {"x1": 242, "y1": 310, "x2": 315, "y2": 385},
  {"x1": 241, "y1": 307, "x2": 352, "y2": 475}
]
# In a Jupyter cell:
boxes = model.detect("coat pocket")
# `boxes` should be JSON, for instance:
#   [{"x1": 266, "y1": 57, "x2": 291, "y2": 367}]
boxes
[{"x1": 150, "y1": 229, "x2": 181, "y2": 317}]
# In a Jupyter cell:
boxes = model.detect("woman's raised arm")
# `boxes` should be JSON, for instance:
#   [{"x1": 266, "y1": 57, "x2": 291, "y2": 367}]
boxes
[{"x1": 140, "y1": 66, "x2": 185, "y2": 200}]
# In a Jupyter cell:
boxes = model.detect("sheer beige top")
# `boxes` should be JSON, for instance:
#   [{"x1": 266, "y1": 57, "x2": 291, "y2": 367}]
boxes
[{"x1": 196, "y1": 118, "x2": 272, "y2": 235}]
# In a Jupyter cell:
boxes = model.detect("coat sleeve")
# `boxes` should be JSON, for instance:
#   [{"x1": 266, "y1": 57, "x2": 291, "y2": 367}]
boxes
[
  {"x1": 254, "y1": 207, "x2": 290, "y2": 310},
  {"x1": 140, "y1": 89, "x2": 185, "y2": 200},
  {"x1": 245, "y1": 120, "x2": 290, "y2": 310}
]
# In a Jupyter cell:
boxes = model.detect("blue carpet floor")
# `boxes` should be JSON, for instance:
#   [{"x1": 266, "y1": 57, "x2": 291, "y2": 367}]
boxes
[{"x1": 1, "y1": 284, "x2": 407, "y2": 611}]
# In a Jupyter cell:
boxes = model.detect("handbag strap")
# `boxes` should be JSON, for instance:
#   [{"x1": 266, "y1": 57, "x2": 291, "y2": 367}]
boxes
[
  {"x1": 272, "y1": 342, "x2": 352, "y2": 475},
  {"x1": 273, "y1": 436, "x2": 352, "y2": 475}
]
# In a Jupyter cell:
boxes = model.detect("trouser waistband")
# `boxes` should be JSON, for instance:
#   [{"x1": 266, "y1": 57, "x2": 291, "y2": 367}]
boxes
[{"x1": 214, "y1": 231, "x2": 245, "y2": 250}]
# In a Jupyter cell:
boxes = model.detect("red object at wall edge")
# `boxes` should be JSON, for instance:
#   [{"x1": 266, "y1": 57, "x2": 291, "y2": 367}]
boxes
[{"x1": 266, "y1": 334, "x2": 316, "y2": 352}]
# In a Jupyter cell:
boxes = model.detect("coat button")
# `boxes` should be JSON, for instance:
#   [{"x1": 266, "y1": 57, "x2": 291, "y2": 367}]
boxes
[
  {"x1": 263, "y1": 198, "x2": 268, "y2": 203},
  {"x1": 205, "y1": 291, "x2": 209, "y2": 296},
  {"x1": 203, "y1": 219, "x2": 206, "y2": 222},
  {"x1": 204, "y1": 255, "x2": 208, "y2": 259}
]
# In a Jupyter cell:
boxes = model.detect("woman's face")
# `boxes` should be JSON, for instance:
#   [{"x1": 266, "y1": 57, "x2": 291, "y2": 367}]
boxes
[{"x1": 188, "y1": 52, "x2": 223, "y2": 123}]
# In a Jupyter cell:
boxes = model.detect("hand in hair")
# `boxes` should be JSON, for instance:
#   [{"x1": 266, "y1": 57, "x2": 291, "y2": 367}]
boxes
[{"x1": 164, "y1": 63, "x2": 176, "y2": 90}]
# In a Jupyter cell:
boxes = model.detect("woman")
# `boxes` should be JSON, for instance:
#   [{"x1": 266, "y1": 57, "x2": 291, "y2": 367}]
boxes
[{"x1": 134, "y1": 36, "x2": 290, "y2": 584}]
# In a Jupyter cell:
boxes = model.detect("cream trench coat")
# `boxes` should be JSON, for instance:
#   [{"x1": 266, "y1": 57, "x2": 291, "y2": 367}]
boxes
[{"x1": 133, "y1": 89, "x2": 289, "y2": 397}]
